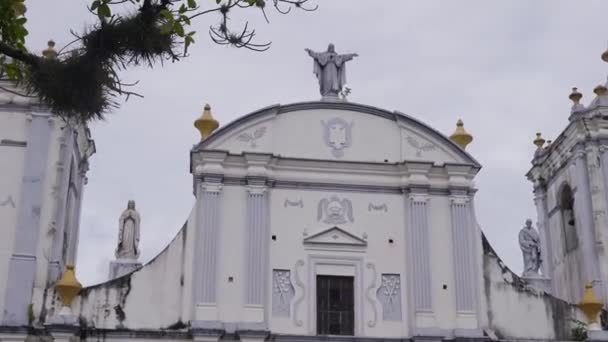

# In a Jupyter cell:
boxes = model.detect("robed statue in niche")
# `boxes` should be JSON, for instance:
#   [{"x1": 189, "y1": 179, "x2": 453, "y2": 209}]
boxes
[
  {"x1": 116, "y1": 200, "x2": 140, "y2": 260},
  {"x1": 305, "y1": 43, "x2": 358, "y2": 98},
  {"x1": 519, "y1": 218, "x2": 541, "y2": 276}
]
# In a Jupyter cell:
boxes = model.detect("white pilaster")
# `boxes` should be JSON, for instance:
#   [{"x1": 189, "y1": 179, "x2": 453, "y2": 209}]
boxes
[
  {"x1": 243, "y1": 180, "x2": 269, "y2": 323},
  {"x1": 572, "y1": 148, "x2": 601, "y2": 287},
  {"x1": 533, "y1": 184, "x2": 553, "y2": 280},
  {"x1": 194, "y1": 179, "x2": 223, "y2": 320},
  {"x1": 3, "y1": 113, "x2": 53, "y2": 326},
  {"x1": 448, "y1": 188, "x2": 481, "y2": 335},
  {"x1": 48, "y1": 128, "x2": 74, "y2": 283},
  {"x1": 407, "y1": 192, "x2": 433, "y2": 314}
]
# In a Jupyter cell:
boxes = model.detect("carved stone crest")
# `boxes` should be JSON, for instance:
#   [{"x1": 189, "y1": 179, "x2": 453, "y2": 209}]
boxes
[
  {"x1": 317, "y1": 195, "x2": 354, "y2": 224},
  {"x1": 321, "y1": 118, "x2": 353, "y2": 158}
]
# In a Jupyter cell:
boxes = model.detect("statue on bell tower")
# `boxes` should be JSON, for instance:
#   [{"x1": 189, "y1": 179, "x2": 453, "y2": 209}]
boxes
[{"x1": 519, "y1": 219, "x2": 542, "y2": 277}]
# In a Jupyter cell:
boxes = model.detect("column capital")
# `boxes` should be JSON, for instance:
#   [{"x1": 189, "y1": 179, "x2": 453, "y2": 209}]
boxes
[
  {"x1": 449, "y1": 194, "x2": 470, "y2": 205},
  {"x1": 247, "y1": 184, "x2": 267, "y2": 195},
  {"x1": 200, "y1": 180, "x2": 223, "y2": 194},
  {"x1": 572, "y1": 144, "x2": 587, "y2": 160},
  {"x1": 408, "y1": 192, "x2": 430, "y2": 203}
]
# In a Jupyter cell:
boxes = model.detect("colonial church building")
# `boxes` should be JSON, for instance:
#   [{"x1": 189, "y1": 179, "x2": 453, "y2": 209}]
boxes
[{"x1": 1, "y1": 42, "x2": 608, "y2": 341}]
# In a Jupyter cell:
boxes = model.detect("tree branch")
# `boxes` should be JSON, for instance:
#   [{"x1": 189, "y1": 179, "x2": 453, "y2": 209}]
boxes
[
  {"x1": 0, "y1": 84, "x2": 37, "y2": 98},
  {"x1": 0, "y1": 41, "x2": 39, "y2": 67}
]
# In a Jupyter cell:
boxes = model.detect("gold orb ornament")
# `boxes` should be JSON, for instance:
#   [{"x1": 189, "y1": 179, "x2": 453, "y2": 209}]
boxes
[
  {"x1": 578, "y1": 282, "x2": 604, "y2": 329},
  {"x1": 533, "y1": 133, "x2": 545, "y2": 150},
  {"x1": 569, "y1": 87, "x2": 582, "y2": 105},
  {"x1": 194, "y1": 104, "x2": 219, "y2": 140},
  {"x1": 42, "y1": 40, "x2": 57, "y2": 59},
  {"x1": 54, "y1": 265, "x2": 82, "y2": 308},
  {"x1": 449, "y1": 119, "x2": 473, "y2": 150}
]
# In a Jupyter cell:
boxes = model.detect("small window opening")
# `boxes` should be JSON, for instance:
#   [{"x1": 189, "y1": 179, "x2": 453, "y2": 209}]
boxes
[{"x1": 560, "y1": 184, "x2": 578, "y2": 253}]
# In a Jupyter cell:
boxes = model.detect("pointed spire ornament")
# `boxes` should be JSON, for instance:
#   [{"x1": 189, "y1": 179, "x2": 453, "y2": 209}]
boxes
[
  {"x1": 449, "y1": 119, "x2": 473, "y2": 150},
  {"x1": 533, "y1": 133, "x2": 545, "y2": 150},
  {"x1": 42, "y1": 40, "x2": 57, "y2": 59},
  {"x1": 194, "y1": 104, "x2": 219, "y2": 140}
]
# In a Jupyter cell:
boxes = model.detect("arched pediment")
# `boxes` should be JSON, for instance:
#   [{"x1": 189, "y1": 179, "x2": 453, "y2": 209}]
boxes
[{"x1": 196, "y1": 101, "x2": 480, "y2": 167}]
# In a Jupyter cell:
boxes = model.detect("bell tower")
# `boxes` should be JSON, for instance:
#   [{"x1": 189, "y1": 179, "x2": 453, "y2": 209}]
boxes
[{"x1": 527, "y1": 47, "x2": 608, "y2": 305}]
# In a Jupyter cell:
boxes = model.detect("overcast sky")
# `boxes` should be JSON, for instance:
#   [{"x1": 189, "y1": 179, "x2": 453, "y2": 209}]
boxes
[{"x1": 23, "y1": 1, "x2": 608, "y2": 285}]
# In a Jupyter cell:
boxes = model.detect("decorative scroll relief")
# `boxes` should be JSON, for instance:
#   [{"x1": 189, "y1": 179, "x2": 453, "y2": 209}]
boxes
[
  {"x1": 376, "y1": 274, "x2": 402, "y2": 321},
  {"x1": 284, "y1": 199, "x2": 304, "y2": 208},
  {"x1": 272, "y1": 269, "x2": 295, "y2": 318},
  {"x1": 0, "y1": 195, "x2": 15, "y2": 208},
  {"x1": 406, "y1": 136, "x2": 436, "y2": 157},
  {"x1": 317, "y1": 195, "x2": 354, "y2": 224},
  {"x1": 237, "y1": 126, "x2": 266, "y2": 148},
  {"x1": 321, "y1": 117, "x2": 353, "y2": 158},
  {"x1": 292, "y1": 260, "x2": 305, "y2": 327},
  {"x1": 368, "y1": 203, "x2": 387, "y2": 212},
  {"x1": 365, "y1": 263, "x2": 378, "y2": 327}
]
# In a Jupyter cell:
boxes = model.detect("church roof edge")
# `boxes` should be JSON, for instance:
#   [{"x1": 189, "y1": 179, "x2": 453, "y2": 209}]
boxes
[{"x1": 193, "y1": 101, "x2": 481, "y2": 168}]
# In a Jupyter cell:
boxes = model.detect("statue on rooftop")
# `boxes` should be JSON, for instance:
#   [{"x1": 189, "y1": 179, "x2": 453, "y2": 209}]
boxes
[
  {"x1": 116, "y1": 200, "x2": 140, "y2": 260},
  {"x1": 519, "y1": 218, "x2": 541, "y2": 277},
  {"x1": 305, "y1": 43, "x2": 358, "y2": 98}
]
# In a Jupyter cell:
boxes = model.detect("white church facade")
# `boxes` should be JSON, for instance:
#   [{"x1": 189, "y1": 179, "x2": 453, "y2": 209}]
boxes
[{"x1": 0, "y1": 43, "x2": 607, "y2": 341}]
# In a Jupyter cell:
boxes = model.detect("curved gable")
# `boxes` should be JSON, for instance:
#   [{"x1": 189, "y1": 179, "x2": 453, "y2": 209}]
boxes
[{"x1": 196, "y1": 101, "x2": 480, "y2": 167}]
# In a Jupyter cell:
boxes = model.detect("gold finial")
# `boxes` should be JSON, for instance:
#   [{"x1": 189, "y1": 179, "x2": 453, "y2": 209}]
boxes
[
  {"x1": 533, "y1": 133, "x2": 545, "y2": 149},
  {"x1": 42, "y1": 40, "x2": 57, "y2": 59},
  {"x1": 54, "y1": 265, "x2": 82, "y2": 308},
  {"x1": 449, "y1": 119, "x2": 473, "y2": 150},
  {"x1": 594, "y1": 84, "x2": 607, "y2": 96},
  {"x1": 602, "y1": 42, "x2": 608, "y2": 63},
  {"x1": 569, "y1": 87, "x2": 582, "y2": 104},
  {"x1": 578, "y1": 282, "x2": 604, "y2": 328},
  {"x1": 194, "y1": 104, "x2": 219, "y2": 140},
  {"x1": 13, "y1": 0, "x2": 26, "y2": 15}
]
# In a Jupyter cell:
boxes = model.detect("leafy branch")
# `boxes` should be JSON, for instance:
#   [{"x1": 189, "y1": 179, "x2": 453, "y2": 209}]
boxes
[{"x1": 0, "y1": 0, "x2": 316, "y2": 123}]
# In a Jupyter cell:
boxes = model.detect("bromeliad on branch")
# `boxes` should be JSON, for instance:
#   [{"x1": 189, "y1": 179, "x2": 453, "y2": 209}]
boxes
[{"x1": 0, "y1": 0, "x2": 316, "y2": 123}]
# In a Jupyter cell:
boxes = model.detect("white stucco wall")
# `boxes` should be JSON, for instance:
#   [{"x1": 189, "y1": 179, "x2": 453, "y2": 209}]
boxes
[
  {"x1": 482, "y1": 236, "x2": 584, "y2": 340},
  {"x1": 45, "y1": 208, "x2": 196, "y2": 330}
]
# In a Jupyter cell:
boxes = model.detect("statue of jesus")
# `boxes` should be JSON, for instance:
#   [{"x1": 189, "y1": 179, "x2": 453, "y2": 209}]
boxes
[
  {"x1": 305, "y1": 44, "x2": 358, "y2": 98},
  {"x1": 116, "y1": 200, "x2": 141, "y2": 260}
]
